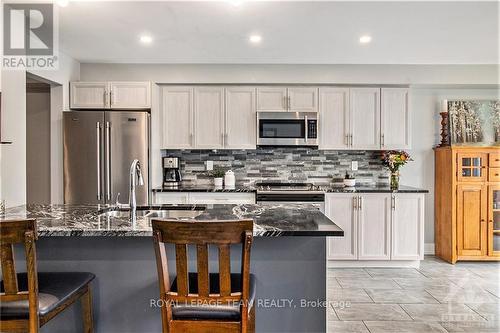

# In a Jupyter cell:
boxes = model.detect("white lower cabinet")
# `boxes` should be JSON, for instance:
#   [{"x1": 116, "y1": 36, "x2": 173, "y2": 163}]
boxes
[
  {"x1": 153, "y1": 192, "x2": 255, "y2": 205},
  {"x1": 391, "y1": 194, "x2": 424, "y2": 260},
  {"x1": 326, "y1": 193, "x2": 424, "y2": 262},
  {"x1": 357, "y1": 194, "x2": 391, "y2": 260}
]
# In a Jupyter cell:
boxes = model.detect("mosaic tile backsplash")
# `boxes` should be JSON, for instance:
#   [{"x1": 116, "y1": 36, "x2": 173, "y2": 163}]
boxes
[{"x1": 162, "y1": 148, "x2": 390, "y2": 186}]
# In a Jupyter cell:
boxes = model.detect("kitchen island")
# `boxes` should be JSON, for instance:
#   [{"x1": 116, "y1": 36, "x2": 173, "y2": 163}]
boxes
[{"x1": 2, "y1": 204, "x2": 343, "y2": 333}]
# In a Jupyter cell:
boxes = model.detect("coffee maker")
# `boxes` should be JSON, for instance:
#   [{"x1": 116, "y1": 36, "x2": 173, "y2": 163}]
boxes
[{"x1": 163, "y1": 157, "x2": 182, "y2": 188}]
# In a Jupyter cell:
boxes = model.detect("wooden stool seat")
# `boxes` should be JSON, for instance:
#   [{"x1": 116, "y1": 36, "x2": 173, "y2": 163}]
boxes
[
  {"x1": 170, "y1": 273, "x2": 256, "y2": 321},
  {"x1": 152, "y1": 219, "x2": 255, "y2": 333},
  {"x1": 1, "y1": 272, "x2": 95, "y2": 320},
  {"x1": 0, "y1": 219, "x2": 95, "y2": 332}
]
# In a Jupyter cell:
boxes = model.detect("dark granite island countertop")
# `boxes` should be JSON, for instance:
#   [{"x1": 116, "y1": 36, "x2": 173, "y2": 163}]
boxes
[{"x1": 2, "y1": 203, "x2": 344, "y2": 237}]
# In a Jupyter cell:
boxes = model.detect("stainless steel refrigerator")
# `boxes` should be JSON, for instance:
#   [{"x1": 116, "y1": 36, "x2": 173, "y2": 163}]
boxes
[{"x1": 63, "y1": 110, "x2": 150, "y2": 205}]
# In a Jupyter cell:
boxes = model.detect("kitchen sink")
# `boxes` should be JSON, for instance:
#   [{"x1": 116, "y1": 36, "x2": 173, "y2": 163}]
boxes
[{"x1": 98, "y1": 207, "x2": 205, "y2": 220}]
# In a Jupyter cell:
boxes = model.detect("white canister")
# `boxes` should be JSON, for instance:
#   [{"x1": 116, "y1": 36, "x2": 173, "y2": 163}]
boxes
[{"x1": 224, "y1": 170, "x2": 236, "y2": 187}]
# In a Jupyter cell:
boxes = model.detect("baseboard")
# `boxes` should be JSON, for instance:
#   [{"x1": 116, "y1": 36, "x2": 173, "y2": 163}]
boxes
[
  {"x1": 424, "y1": 243, "x2": 435, "y2": 255},
  {"x1": 328, "y1": 260, "x2": 420, "y2": 268}
]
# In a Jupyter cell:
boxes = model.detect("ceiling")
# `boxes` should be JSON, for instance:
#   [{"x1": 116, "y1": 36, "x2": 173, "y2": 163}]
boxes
[{"x1": 58, "y1": 1, "x2": 499, "y2": 64}]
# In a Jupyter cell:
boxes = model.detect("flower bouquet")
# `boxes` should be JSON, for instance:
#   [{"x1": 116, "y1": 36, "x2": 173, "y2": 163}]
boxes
[{"x1": 381, "y1": 150, "x2": 412, "y2": 189}]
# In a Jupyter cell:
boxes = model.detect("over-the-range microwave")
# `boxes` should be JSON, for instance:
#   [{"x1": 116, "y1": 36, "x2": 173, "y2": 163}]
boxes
[{"x1": 257, "y1": 112, "x2": 318, "y2": 147}]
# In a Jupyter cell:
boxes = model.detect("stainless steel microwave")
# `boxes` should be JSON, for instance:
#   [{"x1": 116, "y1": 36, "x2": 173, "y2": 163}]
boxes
[{"x1": 257, "y1": 112, "x2": 318, "y2": 147}]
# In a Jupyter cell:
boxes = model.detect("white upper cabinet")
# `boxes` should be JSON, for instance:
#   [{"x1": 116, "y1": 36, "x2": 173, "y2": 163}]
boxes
[
  {"x1": 391, "y1": 194, "x2": 424, "y2": 260},
  {"x1": 109, "y1": 82, "x2": 151, "y2": 109},
  {"x1": 357, "y1": 194, "x2": 391, "y2": 260},
  {"x1": 288, "y1": 87, "x2": 318, "y2": 112},
  {"x1": 319, "y1": 88, "x2": 350, "y2": 149},
  {"x1": 350, "y1": 88, "x2": 381, "y2": 150},
  {"x1": 70, "y1": 82, "x2": 109, "y2": 109},
  {"x1": 326, "y1": 194, "x2": 358, "y2": 260},
  {"x1": 381, "y1": 88, "x2": 410, "y2": 149},
  {"x1": 160, "y1": 86, "x2": 194, "y2": 149},
  {"x1": 256, "y1": 87, "x2": 287, "y2": 112},
  {"x1": 224, "y1": 87, "x2": 257, "y2": 149},
  {"x1": 194, "y1": 87, "x2": 224, "y2": 149},
  {"x1": 70, "y1": 81, "x2": 151, "y2": 110}
]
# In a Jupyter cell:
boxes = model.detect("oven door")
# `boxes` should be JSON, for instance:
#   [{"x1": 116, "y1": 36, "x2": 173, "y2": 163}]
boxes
[{"x1": 257, "y1": 112, "x2": 318, "y2": 146}]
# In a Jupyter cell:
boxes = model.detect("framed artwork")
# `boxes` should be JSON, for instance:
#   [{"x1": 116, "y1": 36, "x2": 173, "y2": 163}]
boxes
[{"x1": 448, "y1": 100, "x2": 500, "y2": 145}]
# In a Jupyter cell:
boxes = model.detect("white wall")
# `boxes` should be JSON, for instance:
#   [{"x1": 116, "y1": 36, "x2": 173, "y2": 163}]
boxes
[
  {"x1": 406, "y1": 88, "x2": 500, "y2": 247},
  {"x1": 0, "y1": 52, "x2": 80, "y2": 207},
  {"x1": 80, "y1": 63, "x2": 499, "y2": 249}
]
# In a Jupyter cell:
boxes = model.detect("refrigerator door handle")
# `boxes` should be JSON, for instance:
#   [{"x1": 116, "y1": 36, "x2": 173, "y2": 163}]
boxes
[
  {"x1": 106, "y1": 121, "x2": 111, "y2": 201},
  {"x1": 96, "y1": 122, "x2": 101, "y2": 201}
]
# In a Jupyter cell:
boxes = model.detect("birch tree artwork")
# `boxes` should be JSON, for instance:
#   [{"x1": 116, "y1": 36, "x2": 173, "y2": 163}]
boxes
[{"x1": 448, "y1": 100, "x2": 500, "y2": 145}]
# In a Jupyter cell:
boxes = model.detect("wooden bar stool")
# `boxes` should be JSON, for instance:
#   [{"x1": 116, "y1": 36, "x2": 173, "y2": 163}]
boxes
[
  {"x1": 0, "y1": 219, "x2": 95, "y2": 333},
  {"x1": 152, "y1": 219, "x2": 255, "y2": 333}
]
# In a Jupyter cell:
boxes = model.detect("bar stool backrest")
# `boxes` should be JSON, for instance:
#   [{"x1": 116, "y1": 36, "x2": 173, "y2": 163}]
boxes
[{"x1": 0, "y1": 218, "x2": 39, "y2": 330}]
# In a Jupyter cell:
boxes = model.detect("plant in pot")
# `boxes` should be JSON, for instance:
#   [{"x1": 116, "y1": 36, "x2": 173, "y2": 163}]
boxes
[
  {"x1": 210, "y1": 167, "x2": 225, "y2": 187},
  {"x1": 343, "y1": 171, "x2": 356, "y2": 187},
  {"x1": 381, "y1": 150, "x2": 412, "y2": 190}
]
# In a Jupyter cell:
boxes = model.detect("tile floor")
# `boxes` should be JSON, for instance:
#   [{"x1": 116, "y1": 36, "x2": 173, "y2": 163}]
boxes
[{"x1": 327, "y1": 256, "x2": 500, "y2": 333}]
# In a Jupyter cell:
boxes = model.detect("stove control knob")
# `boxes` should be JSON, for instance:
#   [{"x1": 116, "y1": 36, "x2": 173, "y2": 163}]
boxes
[{"x1": 267, "y1": 186, "x2": 271, "y2": 191}]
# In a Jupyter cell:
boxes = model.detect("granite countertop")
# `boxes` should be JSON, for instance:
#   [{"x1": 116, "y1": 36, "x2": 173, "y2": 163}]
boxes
[
  {"x1": 153, "y1": 183, "x2": 428, "y2": 193},
  {"x1": 1, "y1": 204, "x2": 343, "y2": 237}
]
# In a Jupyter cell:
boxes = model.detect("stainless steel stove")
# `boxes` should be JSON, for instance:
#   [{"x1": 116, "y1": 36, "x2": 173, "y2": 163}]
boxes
[{"x1": 255, "y1": 182, "x2": 325, "y2": 210}]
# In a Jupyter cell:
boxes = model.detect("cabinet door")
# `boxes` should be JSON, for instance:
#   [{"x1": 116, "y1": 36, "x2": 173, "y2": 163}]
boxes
[
  {"x1": 109, "y1": 82, "x2": 151, "y2": 109},
  {"x1": 256, "y1": 87, "x2": 287, "y2": 112},
  {"x1": 194, "y1": 87, "x2": 224, "y2": 149},
  {"x1": 288, "y1": 87, "x2": 318, "y2": 112},
  {"x1": 319, "y1": 88, "x2": 350, "y2": 149},
  {"x1": 160, "y1": 86, "x2": 194, "y2": 149},
  {"x1": 350, "y1": 88, "x2": 380, "y2": 149},
  {"x1": 153, "y1": 192, "x2": 189, "y2": 204},
  {"x1": 457, "y1": 153, "x2": 488, "y2": 182},
  {"x1": 326, "y1": 194, "x2": 358, "y2": 260},
  {"x1": 488, "y1": 185, "x2": 500, "y2": 256},
  {"x1": 457, "y1": 184, "x2": 488, "y2": 257},
  {"x1": 70, "y1": 82, "x2": 109, "y2": 109},
  {"x1": 358, "y1": 194, "x2": 391, "y2": 260},
  {"x1": 391, "y1": 194, "x2": 424, "y2": 260},
  {"x1": 225, "y1": 87, "x2": 256, "y2": 149},
  {"x1": 381, "y1": 88, "x2": 410, "y2": 149},
  {"x1": 189, "y1": 193, "x2": 255, "y2": 204}
]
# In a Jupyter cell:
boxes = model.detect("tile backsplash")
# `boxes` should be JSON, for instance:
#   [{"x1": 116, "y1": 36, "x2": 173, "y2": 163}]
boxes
[{"x1": 162, "y1": 148, "x2": 390, "y2": 186}]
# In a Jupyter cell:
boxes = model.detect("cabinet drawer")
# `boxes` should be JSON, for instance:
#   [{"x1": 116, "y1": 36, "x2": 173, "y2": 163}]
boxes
[
  {"x1": 490, "y1": 154, "x2": 500, "y2": 168},
  {"x1": 489, "y1": 168, "x2": 500, "y2": 182},
  {"x1": 189, "y1": 193, "x2": 255, "y2": 204},
  {"x1": 153, "y1": 192, "x2": 189, "y2": 204}
]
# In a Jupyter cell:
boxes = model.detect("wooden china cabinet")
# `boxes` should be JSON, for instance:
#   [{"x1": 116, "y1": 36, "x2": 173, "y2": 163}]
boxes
[{"x1": 435, "y1": 146, "x2": 500, "y2": 263}]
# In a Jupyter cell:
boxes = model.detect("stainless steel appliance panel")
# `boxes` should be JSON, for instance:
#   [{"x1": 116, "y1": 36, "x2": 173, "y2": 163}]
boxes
[
  {"x1": 105, "y1": 111, "x2": 149, "y2": 205},
  {"x1": 63, "y1": 111, "x2": 105, "y2": 204},
  {"x1": 257, "y1": 112, "x2": 318, "y2": 146}
]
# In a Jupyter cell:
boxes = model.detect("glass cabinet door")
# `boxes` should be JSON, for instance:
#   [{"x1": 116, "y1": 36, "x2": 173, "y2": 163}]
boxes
[
  {"x1": 457, "y1": 153, "x2": 487, "y2": 182},
  {"x1": 489, "y1": 185, "x2": 500, "y2": 256}
]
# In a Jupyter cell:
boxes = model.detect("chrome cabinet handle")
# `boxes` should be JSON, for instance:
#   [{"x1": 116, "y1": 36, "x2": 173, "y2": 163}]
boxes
[
  {"x1": 106, "y1": 121, "x2": 111, "y2": 201},
  {"x1": 353, "y1": 196, "x2": 358, "y2": 210},
  {"x1": 345, "y1": 134, "x2": 349, "y2": 146},
  {"x1": 304, "y1": 116, "x2": 308, "y2": 143},
  {"x1": 381, "y1": 133, "x2": 385, "y2": 147},
  {"x1": 288, "y1": 96, "x2": 291, "y2": 110},
  {"x1": 96, "y1": 122, "x2": 101, "y2": 201},
  {"x1": 359, "y1": 196, "x2": 362, "y2": 210},
  {"x1": 110, "y1": 90, "x2": 113, "y2": 106}
]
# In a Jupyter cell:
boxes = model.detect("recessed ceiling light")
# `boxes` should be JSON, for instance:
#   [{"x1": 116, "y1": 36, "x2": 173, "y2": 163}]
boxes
[
  {"x1": 140, "y1": 35, "x2": 153, "y2": 45},
  {"x1": 249, "y1": 35, "x2": 262, "y2": 44},
  {"x1": 359, "y1": 35, "x2": 372, "y2": 44},
  {"x1": 57, "y1": 0, "x2": 69, "y2": 7}
]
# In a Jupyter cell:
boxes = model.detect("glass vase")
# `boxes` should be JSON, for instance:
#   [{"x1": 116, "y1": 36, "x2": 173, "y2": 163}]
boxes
[{"x1": 390, "y1": 170, "x2": 400, "y2": 190}]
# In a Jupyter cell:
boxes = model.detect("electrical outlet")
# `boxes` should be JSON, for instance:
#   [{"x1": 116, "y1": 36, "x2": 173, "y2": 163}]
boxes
[
  {"x1": 351, "y1": 161, "x2": 358, "y2": 171},
  {"x1": 205, "y1": 161, "x2": 213, "y2": 171}
]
